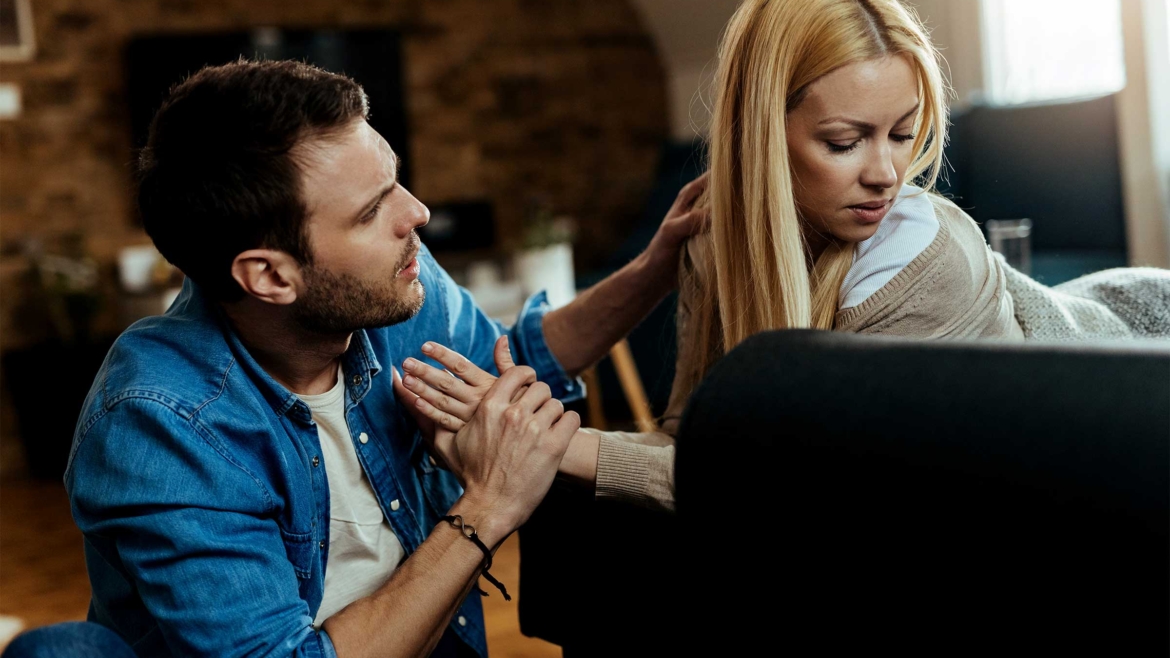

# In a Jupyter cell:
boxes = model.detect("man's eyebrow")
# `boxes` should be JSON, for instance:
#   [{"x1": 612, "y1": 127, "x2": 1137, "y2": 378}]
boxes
[{"x1": 818, "y1": 103, "x2": 921, "y2": 130}]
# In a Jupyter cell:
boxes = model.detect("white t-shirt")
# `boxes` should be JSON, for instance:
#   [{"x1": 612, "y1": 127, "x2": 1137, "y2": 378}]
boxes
[
  {"x1": 839, "y1": 184, "x2": 941, "y2": 309},
  {"x1": 299, "y1": 366, "x2": 406, "y2": 628}
]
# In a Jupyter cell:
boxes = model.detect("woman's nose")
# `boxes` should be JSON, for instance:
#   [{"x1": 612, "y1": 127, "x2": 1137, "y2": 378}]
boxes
[{"x1": 860, "y1": 143, "x2": 898, "y2": 190}]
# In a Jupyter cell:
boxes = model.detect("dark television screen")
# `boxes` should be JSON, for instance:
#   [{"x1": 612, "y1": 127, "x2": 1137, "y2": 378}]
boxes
[{"x1": 125, "y1": 28, "x2": 411, "y2": 188}]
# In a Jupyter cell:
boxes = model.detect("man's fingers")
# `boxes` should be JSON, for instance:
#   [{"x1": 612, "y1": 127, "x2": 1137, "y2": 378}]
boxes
[
  {"x1": 493, "y1": 335, "x2": 516, "y2": 373},
  {"x1": 420, "y1": 342, "x2": 494, "y2": 387},
  {"x1": 547, "y1": 410, "x2": 582, "y2": 454},
  {"x1": 684, "y1": 207, "x2": 711, "y2": 235},
  {"x1": 529, "y1": 396, "x2": 566, "y2": 433},
  {"x1": 485, "y1": 365, "x2": 538, "y2": 404},
  {"x1": 672, "y1": 172, "x2": 710, "y2": 214},
  {"x1": 401, "y1": 372, "x2": 475, "y2": 422},
  {"x1": 402, "y1": 357, "x2": 476, "y2": 404},
  {"x1": 513, "y1": 381, "x2": 553, "y2": 415}
]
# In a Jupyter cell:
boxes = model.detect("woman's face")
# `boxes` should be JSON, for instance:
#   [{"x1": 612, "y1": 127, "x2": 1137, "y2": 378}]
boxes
[{"x1": 786, "y1": 54, "x2": 921, "y2": 255}]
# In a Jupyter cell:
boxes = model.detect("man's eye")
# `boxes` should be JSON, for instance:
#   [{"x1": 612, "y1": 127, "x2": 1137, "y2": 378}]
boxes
[
  {"x1": 363, "y1": 201, "x2": 382, "y2": 222},
  {"x1": 827, "y1": 140, "x2": 860, "y2": 153}
]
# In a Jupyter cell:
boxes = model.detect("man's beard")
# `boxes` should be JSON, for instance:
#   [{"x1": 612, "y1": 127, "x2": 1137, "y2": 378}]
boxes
[{"x1": 293, "y1": 245, "x2": 425, "y2": 335}]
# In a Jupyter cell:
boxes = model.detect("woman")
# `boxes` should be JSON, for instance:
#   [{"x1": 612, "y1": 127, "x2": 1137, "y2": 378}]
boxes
[{"x1": 396, "y1": 0, "x2": 1168, "y2": 511}]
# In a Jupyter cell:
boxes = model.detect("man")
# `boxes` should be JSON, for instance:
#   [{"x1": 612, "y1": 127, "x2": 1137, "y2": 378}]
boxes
[{"x1": 64, "y1": 59, "x2": 705, "y2": 657}]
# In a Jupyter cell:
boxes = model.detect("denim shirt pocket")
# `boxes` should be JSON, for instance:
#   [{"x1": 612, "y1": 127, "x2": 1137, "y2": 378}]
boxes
[{"x1": 280, "y1": 527, "x2": 316, "y2": 580}]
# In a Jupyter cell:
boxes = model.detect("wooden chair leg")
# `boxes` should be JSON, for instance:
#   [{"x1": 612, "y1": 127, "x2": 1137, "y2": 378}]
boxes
[
  {"x1": 608, "y1": 338, "x2": 655, "y2": 432},
  {"x1": 580, "y1": 365, "x2": 607, "y2": 430}
]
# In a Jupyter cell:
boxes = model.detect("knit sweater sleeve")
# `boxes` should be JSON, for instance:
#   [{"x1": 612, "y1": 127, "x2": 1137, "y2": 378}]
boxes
[{"x1": 590, "y1": 238, "x2": 708, "y2": 513}]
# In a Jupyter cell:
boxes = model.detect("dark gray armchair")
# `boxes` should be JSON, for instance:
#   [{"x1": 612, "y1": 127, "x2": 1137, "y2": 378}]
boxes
[{"x1": 521, "y1": 331, "x2": 1170, "y2": 655}]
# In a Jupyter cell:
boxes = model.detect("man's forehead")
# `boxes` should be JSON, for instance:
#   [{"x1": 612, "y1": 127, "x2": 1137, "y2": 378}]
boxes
[
  {"x1": 298, "y1": 121, "x2": 396, "y2": 218},
  {"x1": 300, "y1": 122, "x2": 393, "y2": 182}
]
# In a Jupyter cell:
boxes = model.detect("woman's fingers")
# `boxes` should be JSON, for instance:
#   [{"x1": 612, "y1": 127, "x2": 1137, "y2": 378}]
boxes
[
  {"x1": 420, "y1": 342, "x2": 495, "y2": 387},
  {"x1": 401, "y1": 371, "x2": 475, "y2": 422},
  {"x1": 401, "y1": 356, "x2": 477, "y2": 404},
  {"x1": 408, "y1": 388, "x2": 466, "y2": 433},
  {"x1": 393, "y1": 366, "x2": 464, "y2": 432},
  {"x1": 493, "y1": 335, "x2": 516, "y2": 373}
]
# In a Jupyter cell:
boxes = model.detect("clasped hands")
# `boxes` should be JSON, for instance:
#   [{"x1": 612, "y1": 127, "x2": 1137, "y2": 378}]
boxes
[
  {"x1": 392, "y1": 335, "x2": 541, "y2": 470},
  {"x1": 391, "y1": 336, "x2": 579, "y2": 532}
]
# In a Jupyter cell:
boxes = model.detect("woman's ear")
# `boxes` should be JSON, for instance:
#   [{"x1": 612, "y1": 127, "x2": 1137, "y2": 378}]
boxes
[{"x1": 230, "y1": 249, "x2": 303, "y2": 305}]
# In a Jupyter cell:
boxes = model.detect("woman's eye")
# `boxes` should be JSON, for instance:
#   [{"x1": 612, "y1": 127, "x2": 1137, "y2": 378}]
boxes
[
  {"x1": 826, "y1": 140, "x2": 860, "y2": 153},
  {"x1": 892, "y1": 133, "x2": 916, "y2": 144}
]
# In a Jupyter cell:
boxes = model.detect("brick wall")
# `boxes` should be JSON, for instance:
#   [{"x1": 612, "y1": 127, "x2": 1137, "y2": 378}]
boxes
[{"x1": 0, "y1": 0, "x2": 668, "y2": 475}]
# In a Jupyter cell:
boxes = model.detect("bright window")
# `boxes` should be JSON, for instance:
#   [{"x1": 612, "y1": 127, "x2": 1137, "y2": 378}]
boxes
[{"x1": 981, "y1": 0, "x2": 1126, "y2": 105}]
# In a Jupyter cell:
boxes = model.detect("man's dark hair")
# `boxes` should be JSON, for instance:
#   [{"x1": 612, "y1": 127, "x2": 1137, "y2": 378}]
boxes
[{"x1": 137, "y1": 59, "x2": 369, "y2": 301}]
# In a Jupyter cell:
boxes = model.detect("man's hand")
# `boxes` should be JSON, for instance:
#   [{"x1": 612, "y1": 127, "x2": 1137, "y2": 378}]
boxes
[
  {"x1": 452, "y1": 366, "x2": 580, "y2": 540},
  {"x1": 644, "y1": 172, "x2": 709, "y2": 287},
  {"x1": 392, "y1": 336, "x2": 517, "y2": 472},
  {"x1": 398, "y1": 351, "x2": 580, "y2": 544}
]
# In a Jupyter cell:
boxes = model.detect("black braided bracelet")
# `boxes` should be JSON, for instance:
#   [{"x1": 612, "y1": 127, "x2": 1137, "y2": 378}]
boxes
[{"x1": 440, "y1": 515, "x2": 511, "y2": 601}]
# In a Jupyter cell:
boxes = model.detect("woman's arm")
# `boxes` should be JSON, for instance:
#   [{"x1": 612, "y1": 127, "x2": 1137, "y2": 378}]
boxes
[{"x1": 397, "y1": 244, "x2": 706, "y2": 513}]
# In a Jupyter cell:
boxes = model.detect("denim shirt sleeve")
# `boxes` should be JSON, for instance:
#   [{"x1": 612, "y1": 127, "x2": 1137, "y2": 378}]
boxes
[
  {"x1": 66, "y1": 397, "x2": 337, "y2": 658},
  {"x1": 435, "y1": 259, "x2": 583, "y2": 402}
]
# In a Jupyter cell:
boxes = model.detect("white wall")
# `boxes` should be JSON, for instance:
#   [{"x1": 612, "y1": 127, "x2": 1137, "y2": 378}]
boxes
[{"x1": 1117, "y1": 0, "x2": 1170, "y2": 267}]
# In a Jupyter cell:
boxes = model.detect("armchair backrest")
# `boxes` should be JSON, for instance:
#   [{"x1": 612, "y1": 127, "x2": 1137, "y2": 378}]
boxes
[{"x1": 676, "y1": 330, "x2": 1169, "y2": 654}]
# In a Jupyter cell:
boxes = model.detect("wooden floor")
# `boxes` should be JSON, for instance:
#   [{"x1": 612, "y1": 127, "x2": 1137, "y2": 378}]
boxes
[{"x1": 0, "y1": 477, "x2": 560, "y2": 657}]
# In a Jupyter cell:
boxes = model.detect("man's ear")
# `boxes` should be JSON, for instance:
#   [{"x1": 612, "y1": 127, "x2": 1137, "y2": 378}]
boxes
[{"x1": 230, "y1": 249, "x2": 303, "y2": 305}]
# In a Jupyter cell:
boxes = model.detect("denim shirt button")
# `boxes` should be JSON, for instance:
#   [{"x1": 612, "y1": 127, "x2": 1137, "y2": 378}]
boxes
[
  {"x1": 319, "y1": 540, "x2": 326, "y2": 550},
  {"x1": 389, "y1": 499, "x2": 400, "y2": 511},
  {"x1": 311, "y1": 456, "x2": 320, "y2": 468},
  {"x1": 359, "y1": 432, "x2": 369, "y2": 444},
  {"x1": 351, "y1": 374, "x2": 362, "y2": 386},
  {"x1": 457, "y1": 616, "x2": 467, "y2": 627}
]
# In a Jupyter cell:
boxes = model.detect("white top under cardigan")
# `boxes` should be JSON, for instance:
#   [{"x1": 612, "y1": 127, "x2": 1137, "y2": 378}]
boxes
[{"x1": 839, "y1": 184, "x2": 940, "y2": 309}]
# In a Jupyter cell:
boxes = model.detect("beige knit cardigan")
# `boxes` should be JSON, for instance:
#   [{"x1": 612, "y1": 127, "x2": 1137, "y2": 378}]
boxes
[{"x1": 589, "y1": 195, "x2": 1024, "y2": 511}]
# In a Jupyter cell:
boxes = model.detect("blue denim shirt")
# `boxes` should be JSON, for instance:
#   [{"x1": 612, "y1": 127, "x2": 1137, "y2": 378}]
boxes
[{"x1": 64, "y1": 245, "x2": 581, "y2": 657}]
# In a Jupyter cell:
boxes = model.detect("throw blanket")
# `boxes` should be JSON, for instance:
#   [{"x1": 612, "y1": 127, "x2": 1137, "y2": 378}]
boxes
[{"x1": 997, "y1": 254, "x2": 1170, "y2": 340}]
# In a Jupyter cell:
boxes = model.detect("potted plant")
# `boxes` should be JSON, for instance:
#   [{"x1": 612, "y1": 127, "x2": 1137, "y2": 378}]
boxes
[
  {"x1": 513, "y1": 199, "x2": 578, "y2": 309},
  {"x1": 4, "y1": 236, "x2": 110, "y2": 478}
]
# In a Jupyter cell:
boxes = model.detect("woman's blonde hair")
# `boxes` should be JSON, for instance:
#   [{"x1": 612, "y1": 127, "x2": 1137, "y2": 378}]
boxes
[{"x1": 675, "y1": 0, "x2": 949, "y2": 400}]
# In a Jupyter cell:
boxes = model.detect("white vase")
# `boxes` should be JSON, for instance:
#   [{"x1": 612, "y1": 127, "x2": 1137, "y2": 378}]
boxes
[{"x1": 514, "y1": 243, "x2": 576, "y2": 310}]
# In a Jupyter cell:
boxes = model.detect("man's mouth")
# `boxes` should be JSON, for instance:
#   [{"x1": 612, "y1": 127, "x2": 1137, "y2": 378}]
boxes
[{"x1": 396, "y1": 251, "x2": 421, "y2": 278}]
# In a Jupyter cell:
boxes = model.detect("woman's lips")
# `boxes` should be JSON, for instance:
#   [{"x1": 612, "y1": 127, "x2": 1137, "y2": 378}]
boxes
[
  {"x1": 848, "y1": 199, "x2": 892, "y2": 224},
  {"x1": 397, "y1": 257, "x2": 420, "y2": 279}
]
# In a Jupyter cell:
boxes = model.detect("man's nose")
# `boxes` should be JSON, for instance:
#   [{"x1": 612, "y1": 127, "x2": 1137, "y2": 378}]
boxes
[
  {"x1": 397, "y1": 188, "x2": 430, "y2": 236},
  {"x1": 861, "y1": 142, "x2": 898, "y2": 190}
]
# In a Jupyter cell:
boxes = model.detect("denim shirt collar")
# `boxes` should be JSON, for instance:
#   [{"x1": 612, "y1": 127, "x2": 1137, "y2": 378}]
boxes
[{"x1": 179, "y1": 278, "x2": 384, "y2": 425}]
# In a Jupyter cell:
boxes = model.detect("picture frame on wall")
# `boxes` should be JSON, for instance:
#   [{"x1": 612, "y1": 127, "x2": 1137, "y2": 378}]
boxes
[{"x1": 0, "y1": 0, "x2": 35, "y2": 62}]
